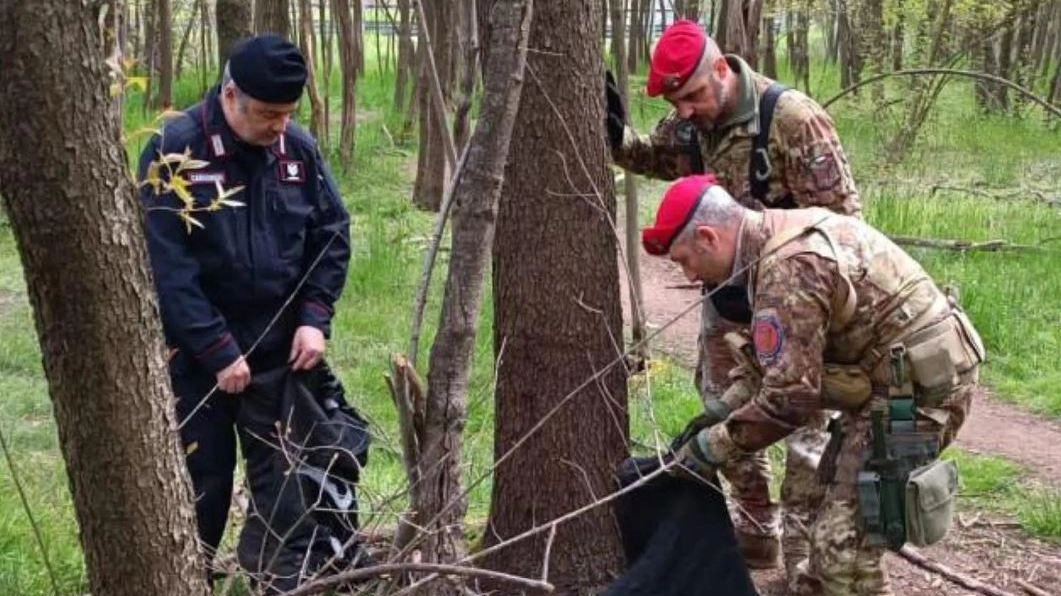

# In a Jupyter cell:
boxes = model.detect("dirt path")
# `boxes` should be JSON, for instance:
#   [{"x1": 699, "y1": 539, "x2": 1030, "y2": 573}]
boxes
[
  {"x1": 619, "y1": 246, "x2": 1061, "y2": 596},
  {"x1": 621, "y1": 248, "x2": 1061, "y2": 485}
]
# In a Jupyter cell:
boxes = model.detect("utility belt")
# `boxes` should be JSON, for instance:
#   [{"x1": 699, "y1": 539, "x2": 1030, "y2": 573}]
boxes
[{"x1": 819, "y1": 304, "x2": 984, "y2": 551}]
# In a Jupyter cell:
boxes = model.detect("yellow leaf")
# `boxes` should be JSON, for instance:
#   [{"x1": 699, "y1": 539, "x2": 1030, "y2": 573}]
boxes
[
  {"x1": 178, "y1": 211, "x2": 204, "y2": 233},
  {"x1": 214, "y1": 181, "x2": 246, "y2": 202},
  {"x1": 218, "y1": 199, "x2": 246, "y2": 208},
  {"x1": 175, "y1": 158, "x2": 210, "y2": 173},
  {"x1": 185, "y1": 441, "x2": 198, "y2": 455}
]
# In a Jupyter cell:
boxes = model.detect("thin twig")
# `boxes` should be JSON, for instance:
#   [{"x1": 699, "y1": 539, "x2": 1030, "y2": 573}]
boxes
[
  {"x1": 890, "y1": 235, "x2": 1047, "y2": 253},
  {"x1": 1015, "y1": 579, "x2": 1053, "y2": 596},
  {"x1": 541, "y1": 524, "x2": 557, "y2": 583}
]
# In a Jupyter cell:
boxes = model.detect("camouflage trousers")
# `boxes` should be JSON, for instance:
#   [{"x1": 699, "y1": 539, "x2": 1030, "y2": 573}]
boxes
[
  {"x1": 697, "y1": 299, "x2": 829, "y2": 577},
  {"x1": 789, "y1": 379, "x2": 977, "y2": 595}
]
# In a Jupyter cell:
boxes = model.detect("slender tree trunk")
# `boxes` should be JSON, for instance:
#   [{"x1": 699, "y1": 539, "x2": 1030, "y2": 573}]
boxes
[
  {"x1": 298, "y1": 0, "x2": 326, "y2": 143},
  {"x1": 216, "y1": 0, "x2": 253, "y2": 71},
  {"x1": 763, "y1": 13, "x2": 777, "y2": 78},
  {"x1": 333, "y1": 0, "x2": 358, "y2": 165},
  {"x1": 858, "y1": 0, "x2": 886, "y2": 104},
  {"x1": 395, "y1": 0, "x2": 415, "y2": 109},
  {"x1": 175, "y1": 0, "x2": 198, "y2": 79},
  {"x1": 483, "y1": 0, "x2": 629, "y2": 592},
  {"x1": 199, "y1": 0, "x2": 210, "y2": 92},
  {"x1": 891, "y1": 11, "x2": 905, "y2": 71},
  {"x1": 837, "y1": 0, "x2": 856, "y2": 89},
  {"x1": 627, "y1": 0, "x2": 641, "y2": 73},
  {"x1": 395, "y1": 5, "x2": 533, "y2": 592},
  {"x1": 155, "y1": 0, "x2": 173, "y2": 108},
  {"x1": 0, "y1": 2, "x2": 209, "y2": 594},
  {"x1": 352, "y1": 0, "x2": 365, "y2": 77},
  {"x1": 412, "y1": 0, "x2": 456, "y2": 211},
  {"x1": 794, "y1": 1, "x2": 811, "y2": 92},
  {"x1": 255, "y1": 0, "x2": 291, "y2": 37},
  {"x1": 320, "y1": 0, "x2": 333, "y2": 141},
  {"x1": 453, "y1": 0, "x2": 479, "y2": 152},
  {"x1": 142, "y1": 0, "x2": 157, "y2": 111},
  {"x1": 824, "y1": 1, "x2": 839, "y2": 64}
]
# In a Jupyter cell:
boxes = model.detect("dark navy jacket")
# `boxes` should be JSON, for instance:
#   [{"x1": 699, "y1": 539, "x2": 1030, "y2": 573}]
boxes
[{"x1": 139, "y1": 88, "x2": 351, "y2": 377}]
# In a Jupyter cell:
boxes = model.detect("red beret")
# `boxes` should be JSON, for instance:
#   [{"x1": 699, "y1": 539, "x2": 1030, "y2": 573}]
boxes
[
  {"x1": 642, "y1": 174, "x2": 718, "y2": 256},
  {"x1": 646, "y1": 20, "x2": 707, "y2": 97}
]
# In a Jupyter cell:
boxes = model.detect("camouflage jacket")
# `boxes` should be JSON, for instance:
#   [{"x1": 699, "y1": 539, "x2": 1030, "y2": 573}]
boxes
[
  {"x1": 613, "y1": 56, "x2": 861, "y2": 217},
  {"x1": 704, "y1": 209, "x2": 981, "y2": 459}
]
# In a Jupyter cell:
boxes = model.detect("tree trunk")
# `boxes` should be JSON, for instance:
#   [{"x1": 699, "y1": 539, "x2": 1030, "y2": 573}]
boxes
[
  {"x1": 175, "y1": 0, "x2": 198, "y2": 80},
  {"x1": 0, "y1": 2, "x2": 209, "y2": 595},
  {"x1": 154, "y1": 0, "x2": 173, "y2": 108},
  {"x1": 333, "y1": 0, "x2": 358, "y2": 165},
  {"x1": 393, "y1": 4, "x2": 534, "y2": 592},
  {"x1": 891, "y1": 11, "x2": 905, "y2": 71},
  {"x1": 837, "y1": 0, "x2": 856, "y2": 90},
  {"x1": 352, "y1": 0, "x2": 365, "y2": 77},
  {"x1": 255, "y1": 0, "x2": 291, "y2": 37},
  {"x1": 298, "y1": 0, "x2": 327, "y2": 142},
  {"x1": 857, "y1": 0, "x2": 886, "y2": 105},
  {"x1": 412, "y1": 0, "x2": 457, "y2": 211},
  {"x1": 794, "y1": 1, "x2": 811, "y2": 92},
  {"x1": 609, "y1": 0, "x2": 647, "y2": 358},
  {"x1": 453, "y1": 0, "x2": 479, "y2": 152},
  {"x1": 763, "y1": 13, "x2": 777, "y2": 78},
  {"x1": 319, "y1": 0, "x2": 333, "y2": 139},
  {"x1": 142, "y1": 0, "x2": 157, "y2": 112},
  {"x1": 216, "y1": 0, "x2": 252, "y2": 71},
  {"x1": 627, "y1": 0, "x2": 641, "y2": 73},
  {"x1": 199, "y1": 0, "x2": 210, "y2": 92},
  {"x1": 824, "y1": 1, "x2": 839, "y2": 64},
  {"x1": 483, "y1": 0, "x2": 629, "y2": 592},
  {"x1": 395, "y1": 0, "x2": 416, "y2": 109}
]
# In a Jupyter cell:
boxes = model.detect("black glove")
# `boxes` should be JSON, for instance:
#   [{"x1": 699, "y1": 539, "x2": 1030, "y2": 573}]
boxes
[
  {"x1": 669, "y1": 401, "x2": 731, "y2": 452},
  {"x1": 604, "y1": 70, "x2": 626, "y2": 152}
]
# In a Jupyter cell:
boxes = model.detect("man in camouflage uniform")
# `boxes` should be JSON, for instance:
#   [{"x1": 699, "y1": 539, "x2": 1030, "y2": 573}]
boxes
[
  {"x1": 642, "y1": 175, "x2": 982, "y2": 595},
  {"x1": 606, "y1": 19, "x2": 861, "y2": 573}
]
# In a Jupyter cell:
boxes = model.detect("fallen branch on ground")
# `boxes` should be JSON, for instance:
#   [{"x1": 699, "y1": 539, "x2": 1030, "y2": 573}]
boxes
[
  {"x1": 890, "y1": 236, "x2": 1047, "y2": 253},
  {"x1": 898, "y1": 545, "x2": 1019, "y2": 596},
  {"x1": 1015, "y1": 579, "x2": 1053, "y2": 596},
  {"x1": 279, "y1": 562, "x2": 555, "y2": 596}
]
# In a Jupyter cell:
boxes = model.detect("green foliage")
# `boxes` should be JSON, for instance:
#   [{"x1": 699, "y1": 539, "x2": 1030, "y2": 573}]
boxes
[{"x1": 944, "y1": 448, "x2": 1061, "y2": 542}]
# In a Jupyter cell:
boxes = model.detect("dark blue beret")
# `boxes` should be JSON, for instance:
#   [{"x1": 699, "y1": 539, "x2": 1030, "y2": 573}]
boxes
[{"x1": 229, "y1": 34, "x2": 307, "y2": 104}]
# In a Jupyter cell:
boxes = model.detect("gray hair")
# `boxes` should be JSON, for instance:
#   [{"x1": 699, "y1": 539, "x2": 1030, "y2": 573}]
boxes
[
  {"x1": 220, "y1": 62, "x2": 248, "y2": 108},
  {"x1": 673, "y1": 185, "x2": 744, "y2": 244}
]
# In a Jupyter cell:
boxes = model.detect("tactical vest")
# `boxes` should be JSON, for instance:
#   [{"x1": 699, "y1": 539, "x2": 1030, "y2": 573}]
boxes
[{"x1": 752, "y1": 209, "x2": 985, "y2": 413}]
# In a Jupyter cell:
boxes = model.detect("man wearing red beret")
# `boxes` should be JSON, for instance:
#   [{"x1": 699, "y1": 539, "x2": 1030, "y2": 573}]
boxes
[
  {"x1": 606, "y1": 19, "x2": 862, "y2": 582},
  {"x1": 642, "y1": 175, "x2": 980, "y2": 596}
]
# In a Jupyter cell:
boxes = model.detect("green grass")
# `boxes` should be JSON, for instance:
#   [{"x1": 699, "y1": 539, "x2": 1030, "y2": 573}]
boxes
[
  {"x1": 943, "y1": 448, "x2": 1061, "y2": 542},
  {"x1": 0, "y1": 35, "x2": 1057, "y2": 595}
]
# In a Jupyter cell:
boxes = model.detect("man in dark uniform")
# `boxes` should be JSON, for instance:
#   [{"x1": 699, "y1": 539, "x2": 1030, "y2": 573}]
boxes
[{"x1": 138, "y1": 34, "x2": 352, "y2": 571}]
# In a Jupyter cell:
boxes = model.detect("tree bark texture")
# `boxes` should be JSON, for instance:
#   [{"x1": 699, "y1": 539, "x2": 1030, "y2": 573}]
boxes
[
  {"x1": 156, "y1": 0, "x2": 172, "y2": 108},
  {"x1": 483, "y1": 0, "x2": 630, "y2": 592},
  {"x1": 254, "y1": 0, "x2": 291, "y2": 38},
  {"x1": 395, "y1": 0, "x2": 416, "y2": 109},
  {"x1": 142, "y1": 0, "x2": 158, "y2": 111},
  {"x1": 216, "y1": 0, "x2": 253, "y2": 71},
  {"x1": 762, "y1": 12, "x2": 778, "y2": 78},
  {"x1": 0, "y1": 2, "x2": 209, "y2": 595},
  {"x1": 453, "y1": 0, "x2": 480, "y2": 152},
  {"x1": 406, "y1": 3, "x2": 534, "y2": 591},
  {"x1": 333, "y1": 0, "x2": 359, "y2": 166},
  {"x1": 298, "y1": 0, "x2": 327, "y2": 143},
  {"x1": 412, "y1": 0, "x2": 457, "y2": 211}
]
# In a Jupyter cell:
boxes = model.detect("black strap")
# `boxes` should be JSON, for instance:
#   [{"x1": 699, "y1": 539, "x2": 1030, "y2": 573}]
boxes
[{"x1": 749, "y1": 82, "x2": 788, "y2": 201}]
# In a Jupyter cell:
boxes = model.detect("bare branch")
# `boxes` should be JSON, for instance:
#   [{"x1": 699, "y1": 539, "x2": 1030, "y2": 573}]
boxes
[{"x1": 898, "y1": 545, "x2": 1020, "y2": 596}]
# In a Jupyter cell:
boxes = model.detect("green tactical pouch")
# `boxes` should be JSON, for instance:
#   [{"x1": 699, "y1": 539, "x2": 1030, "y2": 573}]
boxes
[{"x1": 905, "y1": 459, "x2": 959, "y2": 546}]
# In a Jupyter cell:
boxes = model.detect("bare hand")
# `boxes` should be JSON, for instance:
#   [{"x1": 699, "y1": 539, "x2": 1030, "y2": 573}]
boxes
[
  {"x1": 289, "y1": 326, "x2": 326, "y2": 371},
  {"x1": 216, "y1": 357, "x2": 251, "y2": 394}
]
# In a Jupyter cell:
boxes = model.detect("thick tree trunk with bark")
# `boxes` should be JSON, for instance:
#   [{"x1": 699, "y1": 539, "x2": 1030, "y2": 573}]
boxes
[
  {"x1": 216, "y1": 0, "x2": 253, "y2": 70},
  {"x1": 255, "y1": 0, "x2": 291, "y2": 37},
  {"x1": 298, "y1": 0, "x2": 327, "y2": 142},
  {"x1": 333, "y1": 0, "x2": 359, "y2": 165},
  {"x1": 0, "y1": 2, "x2": 209, "y2": 595},
  {"x1": 483, "y1": 0, "x2": 629, "y2": 593}
]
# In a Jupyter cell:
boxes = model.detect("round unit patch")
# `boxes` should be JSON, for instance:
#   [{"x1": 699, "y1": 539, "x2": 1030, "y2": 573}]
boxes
[{"x1": 752, "y1": 311, "x2": 784, "y2": 365}]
